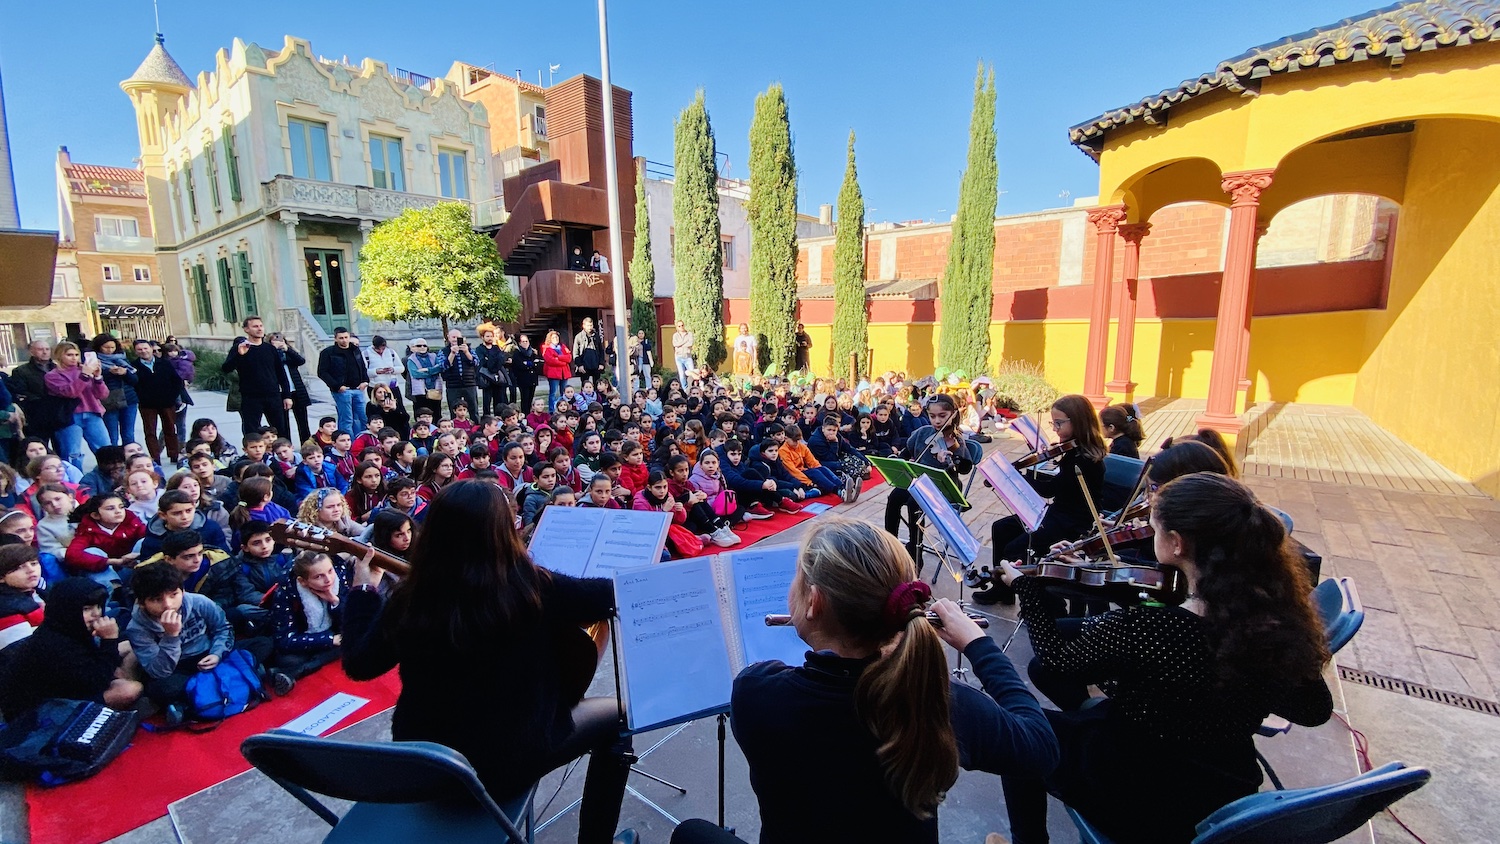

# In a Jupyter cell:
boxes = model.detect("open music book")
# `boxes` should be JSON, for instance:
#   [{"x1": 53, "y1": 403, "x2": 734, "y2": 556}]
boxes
[
  {"x1": 977, "y1": 453, "x2": 1048, "y2": 533},
  {"x1": 908, "y1": 474, "x2": 981, "y2": 565},
  {"x1": 527, "y1": 507, "x2": 673, "y2": 578},
  {"x1": 613, "y1": 544, "x2": 805, "y2": 731}
]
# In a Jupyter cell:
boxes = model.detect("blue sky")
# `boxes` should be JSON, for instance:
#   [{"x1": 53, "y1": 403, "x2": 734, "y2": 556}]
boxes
[{"x1": 3, "y1": 0, "x2": 1369, "y2": 230}]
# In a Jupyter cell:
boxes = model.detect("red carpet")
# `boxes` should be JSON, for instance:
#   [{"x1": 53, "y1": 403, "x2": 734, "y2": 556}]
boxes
[
  {"x1": 687, "y1": 469, "x2": 886, "y2": 554},
  {"x1": 26, "y1": 666, "x2": 401, "y2": 844}
]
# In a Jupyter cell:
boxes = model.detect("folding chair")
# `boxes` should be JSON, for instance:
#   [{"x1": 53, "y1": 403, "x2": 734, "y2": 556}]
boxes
[
  {"x1": 1067, "y1": 761, "x2": 1429, "y2": 844},
  {"x1": 1098, "y1": 454, "x2": 1145, "y2": 515},
  {"x1": 241, "y1": 729, "x2": 535, "y2": 843}
]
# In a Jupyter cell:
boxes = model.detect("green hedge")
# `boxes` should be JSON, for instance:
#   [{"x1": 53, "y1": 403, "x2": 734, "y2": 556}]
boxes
[
  {"x1": 991, "y1": 360, "x2": 1061, "y2": 414},
  {"x1": 188, "y1": 347, "x2": 234, "y2": 393}
]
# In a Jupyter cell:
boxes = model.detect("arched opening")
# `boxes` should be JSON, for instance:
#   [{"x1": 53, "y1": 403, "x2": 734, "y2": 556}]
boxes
[{"x1": 1108, "y1": 157, "x2": 1226, "y2": 222}]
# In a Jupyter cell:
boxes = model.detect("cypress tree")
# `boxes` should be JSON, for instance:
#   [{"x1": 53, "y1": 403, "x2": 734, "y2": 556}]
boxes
[
  {"x1": 831, "y1": 131, "x2": 868, "y2": 380},
  {"x1": 747, "y1": 83, "x2": 799, "y2": 375},
  {"x1": 671, "y1": 90, "x2": 726, "y2": 370},
  {"x1": 629, "y1": 164, "x2": 657, "y2": 343},
  {"x1": 936, "y1": 64, "x2": 999, "y2": 378}
]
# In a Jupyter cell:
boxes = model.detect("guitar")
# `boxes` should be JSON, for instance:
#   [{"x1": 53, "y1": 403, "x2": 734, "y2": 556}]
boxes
[{"x1": 268, "y1": 519, "x2": 605, "y2": 706}]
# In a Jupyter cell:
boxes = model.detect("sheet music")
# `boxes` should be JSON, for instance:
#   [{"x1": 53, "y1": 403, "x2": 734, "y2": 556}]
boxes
[
  {"x1": 1011, "y1": 415, "x2": 1043, "y2": 452},
  {"x1": 725, "y1": 545, "x2": 805, "y2": 670},
  {"x1": 978, "y1": 453, "x2": 1049, "y2": 533},
  {"x1": 528, "y1": 508, "x2": 670, "y2": 578},
  {"x1": 908, "y1": 475, "x2": 981, "y2": 564},
  {"x1": 527, "y1": 507, "x2": 607, "y2": 577},
  {"x1": 614, "y1": 559, "x2": 734, "y2": 730}
]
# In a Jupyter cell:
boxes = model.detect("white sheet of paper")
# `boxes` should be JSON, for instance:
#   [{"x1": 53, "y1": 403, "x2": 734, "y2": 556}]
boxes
[
  {"x1": 909, "y1": 474, "x2": 981, "y2": 564},
  {"x1": 615, "y1": 558, "x2": 733, "y2": 730},
  {"x1": 798, "y1": 502, "x2": 833, "y2": 515},
  {"x1": 528, "y1": 507, "x2": 607, "y2": 577},
  {"x1": 586, "y1": 510, "x2": 671, "y2": 576},
  {"x1": 728, "y1": 545, "x2": 806, "y2": 667},
  {"x1": 1011, "y1": 415, "x2": 1043, "y2": 452},
  {"x1": 978, "y1": 453, "x2": 1048, "y2": 533},
  {"x1": 279, "y1": 693, "x2": 371, "y2": 736}
]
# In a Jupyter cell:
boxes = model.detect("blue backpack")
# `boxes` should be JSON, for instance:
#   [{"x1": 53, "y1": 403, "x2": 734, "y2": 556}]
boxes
[{"x1": 184, "y1": 649, "x2": 266, "y2": 725}]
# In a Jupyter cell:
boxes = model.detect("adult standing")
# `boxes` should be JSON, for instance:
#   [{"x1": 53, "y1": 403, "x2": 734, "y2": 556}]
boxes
[
  {"x1": 221, "y1": 316, "x2": 293, "y2": 439},
  {"x1": 91, "y1": 334, "x2": 137, "y2": 446},
  {"x1": 671, "y1": 320, "x2": 695, "y2": 386},
  {"x1": 268, "y1": 332, "x2": 313, "y2": 444},
  {"x1": 794, "y1": 323, "x2": 812, "y2": 373},
  {"x1": 497, "y1": 329, "x2": 519, "y2": 405},
  {"x1": 442, "y1": 329, "x2": 479, "y2": 417},
  {"x1": 540, "y1": 330, "x2": 572, "y2": 411},
  {"x1": 317, "y1": 328, "x2": 369, "y2": 436},
  {"x1": 732, "y1": 323, "x2": 758, "y2": 381},
  {"x1": 475, "y1": 328, "x2": 510, "y2": 416},
  {"x1": 365, "y1": 335, "x2": 403, "y2": 401},
  {"x1": 572, "y1": 317, "x2": 607, "y2": 386},
  {"x1": 131, "y1": 339, "x2": 185, "y2": 465},
  {"x1": 7, "y1": 339, "x2": 68, "y2": 454},
  {"x1": 509, "y1": 334, "x2": 542, "y2": 414},
  {"x1": 630, "y1": 329, "x2": 654, "y2": 391},
  {"x1": 404, "y1": 339, "x2": 444, "y2": 421},
  {"x1": 43, "y1": 341, "x2": 109, "y2": 470}
]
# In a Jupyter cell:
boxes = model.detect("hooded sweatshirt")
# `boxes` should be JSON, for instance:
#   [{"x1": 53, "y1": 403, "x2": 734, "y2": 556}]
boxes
[
  {"x1": 0, "y1": 578, "x2": 121, "y2": 718},
  {"x1": 126, "y1": 592, "x2": 233, "y2": 679}
]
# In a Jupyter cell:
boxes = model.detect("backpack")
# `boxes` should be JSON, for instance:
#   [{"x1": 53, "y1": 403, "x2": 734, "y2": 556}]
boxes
[
  {"x1": 184, "y1": 648, "x2": 266, "y2": 726},
  {"x1": 0, "y1": 699, "x2": 140, "y2": 784}
]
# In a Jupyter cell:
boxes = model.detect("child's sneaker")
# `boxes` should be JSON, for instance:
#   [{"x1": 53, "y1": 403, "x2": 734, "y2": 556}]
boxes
[
  {"x1": 744, "y1": 503, "x2": 774, "y2": 520},
  {"x1": 711, "y1": 526, "x2": 740, "y2": 547},
  {"x1": 164, "y1": 704, "x2": 186, "y2": 728},
  {"x1": 777, "y1": 497, "x2": 803, "y2": 514},
  {"x1": 272, "y1": 671, "x2": 296, "y2": 697}
]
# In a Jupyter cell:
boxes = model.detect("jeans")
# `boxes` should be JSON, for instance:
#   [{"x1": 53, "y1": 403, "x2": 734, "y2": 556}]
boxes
[
  {"x1": 63, "y1": 412, "x2": 110, "y2": 468},
  {"x1": 548, "y1": 378, "x2": 567, "y2": 411},
  {"x1": 331, "y1": 389, "x2": 366, "y2": 436},
  {"x1": 139, "y1": 406, "x2": 180, "y2": 464},
  {"x1": 803, "y1": 465, "x2": 842, "y2": 495},
  {"x1": 103, "y1": 402, "x2": 138, "y2": 445},
  {"x1": 675, "y1": 355, "x2": 695, "y2": 383},
  {"x1": 445, "y1": 387, "x2": 478, "y2": 417}
]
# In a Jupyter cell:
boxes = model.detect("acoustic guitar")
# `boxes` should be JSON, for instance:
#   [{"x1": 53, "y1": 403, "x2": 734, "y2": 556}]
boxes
[{"x1": 268, "y1": 518, "x2": 606, "y2": 706}]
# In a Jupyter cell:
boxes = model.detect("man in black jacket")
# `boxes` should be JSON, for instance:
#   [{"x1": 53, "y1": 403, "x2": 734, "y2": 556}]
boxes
[
  {"x1": 132, "y1": 338, "x2": 186, "y2": 464},
  {"x1": 509, "y1": 333, "x2": 542, "y2": 414},
  {"x1": 6, "y1": 339, "x2": 66, "y2": 451},
  {"x1": 220, "y1": 316, "x2": 292, "y2": 439},
  {"x1": 442, "y1": 328, "x2": 478, "y2": 417},
  {"x1": 269, "y1": 333, "x2": 313, "y2": 443},
  {"x1": 475, "y1": 327, "x2": 510, "y2": 416},
  {"x1": 317, "y1": 327, "x2": 368, "y2": 436}
]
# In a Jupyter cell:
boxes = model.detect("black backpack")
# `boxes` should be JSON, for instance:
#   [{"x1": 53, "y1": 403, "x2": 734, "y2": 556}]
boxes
[{"x1": 0, "y1": 699, "x2": 140, "y2": 784}]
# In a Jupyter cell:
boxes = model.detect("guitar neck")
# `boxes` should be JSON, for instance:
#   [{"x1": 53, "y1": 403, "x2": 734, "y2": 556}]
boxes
[{"x1": 271, "y1": 520, "x2": 412, "y2": 577}]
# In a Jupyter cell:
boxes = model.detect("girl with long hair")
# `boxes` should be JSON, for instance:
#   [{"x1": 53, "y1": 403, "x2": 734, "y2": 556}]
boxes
[
  {"x1": 366, "y1": 509, "x2": 414, "y2": 598},
  {"x1": 978, "y1": 394, "x2": 1108, "y2": 605},
  {"x1": 188, "y1": 418, "x2": 238, "y2": 465},
  {"x1": 342, "y1": 481, "x2": 635, "y2": 844},
  {"x1": 63, "y1": 492, "x2": 146, "y2": 584},
  {"x1": 1099, "y1": 403, "x2": 1146, "y2": 459},
  {"x1": 728, "y1": 518, "x2": 1056, "y2": 843},
  {"x1": 1163, "y1": 428, "x2": 1241, "y2": 478},
  {"x1": 415, "y1": 453, "x2": 456, "y2": 503},
  {"x1": 43, "y1": 340, "x2": 110, "y2": 470},
  {"x1": 297, "y1": 488, "x2": 359, "y2": 537},
  {"x1": 347, "y1": 461, "x2": 387, "y2": 524},
  {"x1": 994, "y1": 473, "x2": 1332, "y2": 844}
]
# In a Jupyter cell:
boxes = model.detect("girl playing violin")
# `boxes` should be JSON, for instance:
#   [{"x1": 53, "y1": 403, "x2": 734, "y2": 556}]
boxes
[
  {"x1": 977, "y1": 394, "x2": 1106, "y2": 605},
  {"x1": 995, "y1": 472, "x2": 1332, "y2": 844},
  {"x1": 883, "y1": 394, "x2": 981, "y2": 563}
]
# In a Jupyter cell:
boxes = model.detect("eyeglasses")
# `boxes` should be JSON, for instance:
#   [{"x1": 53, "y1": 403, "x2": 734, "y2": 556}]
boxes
[{"x1": 1049, "y1": 419, "x2": 1069, "y2": 429}]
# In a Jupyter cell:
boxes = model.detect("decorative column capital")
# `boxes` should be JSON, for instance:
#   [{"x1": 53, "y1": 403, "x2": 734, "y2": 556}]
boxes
[
  {"x1": 1118, "y1": 222, "x2": 1152, "y2": 245},
  {"x1": 278, "y1": 210, "x2": 300, "y2": 229},
  {"x1": 359, "y1": 219, "x2": 375, "y2": 235},
  {"x1": 1221, "y1": 170, "x2": 1275, "y2": 207},
  {"x1": 1086, "y1": 205, "x2": 1128, "y2": 234}
]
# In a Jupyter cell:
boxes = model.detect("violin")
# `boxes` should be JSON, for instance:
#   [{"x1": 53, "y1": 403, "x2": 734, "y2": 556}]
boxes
[
  {"x1": 1045, "y1": 522, "x2": 1156, "y2": 562},
  {"x1": 965, "y1": 559, "x2": 1185, "y2": 605},
  {"x1": 1012, "y1": 439, "x2": 1077, "y2": 470}
]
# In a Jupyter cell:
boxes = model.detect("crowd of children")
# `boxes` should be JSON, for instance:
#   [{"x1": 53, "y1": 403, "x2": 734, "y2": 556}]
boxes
[{"x1": 0, "y1": 365, "x2": 1016, "y2": 729}]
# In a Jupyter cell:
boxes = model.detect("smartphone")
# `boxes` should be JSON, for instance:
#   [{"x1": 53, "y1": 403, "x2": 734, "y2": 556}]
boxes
[{"x1": 83, "y1": 351, "x2": 98, "y2": 367}]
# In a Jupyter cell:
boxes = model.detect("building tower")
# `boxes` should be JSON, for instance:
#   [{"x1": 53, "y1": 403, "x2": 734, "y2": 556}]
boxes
[
  {"x1": 0, "y1": 65, "x2": 22, "y2": 228},
  {"x1": 120, "y1": 33, "x2": 192, "y2": 330}
]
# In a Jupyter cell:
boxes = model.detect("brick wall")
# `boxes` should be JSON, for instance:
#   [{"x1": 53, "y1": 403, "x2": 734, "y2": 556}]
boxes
[
  {"x1": 993, "y1": 219, "x2": 1062, "y2": 291},
  {"x1": 893, "y1": 229, "x2": 951, "y2": 279},
  {"x1": 1137, "y1": 203, "x2": 1224, "y2": 279}
]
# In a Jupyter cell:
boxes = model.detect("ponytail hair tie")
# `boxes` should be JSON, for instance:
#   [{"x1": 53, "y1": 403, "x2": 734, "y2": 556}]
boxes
[{"x1": 883, "y1": 580, "x2": 932, "y2": 632}]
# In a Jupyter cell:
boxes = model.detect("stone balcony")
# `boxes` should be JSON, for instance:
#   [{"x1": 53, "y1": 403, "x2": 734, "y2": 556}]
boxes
[
  {"x1": 261, "y1": 175, "x2": 478, "y2": 226},
  {"x1": 92, "y1": 234, "x2": 156, "y2": 254}
]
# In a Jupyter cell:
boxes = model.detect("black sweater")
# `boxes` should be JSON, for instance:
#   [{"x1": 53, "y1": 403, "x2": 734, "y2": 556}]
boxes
[
  {"x1": 131, "y1": 357, "x2": 185, "y2": 408},
  {"x1": 221, "y1": 340, "x2": 291, "y2": 400},
  {"x1": 0, "y1": 579, "x2": 123, "y2": 719},
  {"x1": 1028, "y1": 449, "x2": 1106, "y2": 535},
  {"x1": 732, "y1": 636, "x2": 1058, "y2": 843},
  {"x1": 342, "y1": 571, "x2": 615, "y2": 798}
]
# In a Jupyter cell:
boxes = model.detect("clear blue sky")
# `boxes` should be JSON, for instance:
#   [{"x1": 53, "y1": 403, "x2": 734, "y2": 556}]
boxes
[{"x1": 3, "y1": 0, "x2": 1368, "y2": 231}]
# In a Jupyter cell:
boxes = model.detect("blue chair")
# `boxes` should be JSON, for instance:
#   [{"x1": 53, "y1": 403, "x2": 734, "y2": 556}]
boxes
[
  {"x1": 1269, "y1": 506, "x2": 1295, "y2": 533},
  {"x1": 1067, "y1": 761, "x2": 1429, "y2": 843},
  {"x1": 1312, "y1": 577, "x2": 1364, "y2": 655},
  {"x1": 1099, "y1": 454, "x2": 1146, "y2": 514},
  {"x1": 241, "y1": 729, "x2": 535, "y2": 843}
]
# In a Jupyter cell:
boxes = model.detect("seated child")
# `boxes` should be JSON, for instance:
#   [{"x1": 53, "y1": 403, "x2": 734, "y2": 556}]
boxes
[
  {"x1": 0, "y1": 575, "x2": 142, "y2": 719},
  {"x1": 0, "y1": 545, "x2": 47, "y2": 651},
  {"x1": 64, "y1": 492, "x2": 147, "y2": 586},
  {"x1": 139, "y1": 490, "x2": 230, "y2": 558},
  {"x1": 124, "y1": 468, "x2": 163, "y2": 523},
  {"x1": 292, "y1": 442, "x2": 348, "y2": 498},
  {"x1": 271, "y1": 551, "x2": 349, "y2": 681}
]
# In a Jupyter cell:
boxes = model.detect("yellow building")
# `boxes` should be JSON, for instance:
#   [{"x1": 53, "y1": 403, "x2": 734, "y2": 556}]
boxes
[{"x1": 1068, "y1": 0, "x2": 1500, "y2": 494}]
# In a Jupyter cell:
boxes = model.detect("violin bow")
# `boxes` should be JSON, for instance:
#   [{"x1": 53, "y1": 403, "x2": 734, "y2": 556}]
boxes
[
  {"x1": 1074, "y1": 465, "x2": 1121, "y2": 565},
  {"x1": 1113, "y1": 455, "x2": 1155, "y2": 529}
]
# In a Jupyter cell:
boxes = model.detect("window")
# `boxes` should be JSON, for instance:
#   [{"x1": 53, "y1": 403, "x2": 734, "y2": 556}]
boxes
[
  {"x1": 721, "y1": 235, "x2": 735, "y2": 270},
  {"x1": 206, "y1": 143, "x2": 223, "y2": 212},
  {"x1": 101, "y1": 264, "x2": 121, "y2": 282},
  {"x1": 234, "y1": 251, "x2": 258, "y2": 317},
  {"x1": 222, "y1": 125, "x2": 242, "y2": 202},
  {"x1": 533, "y1": 104, "x2": 547, "y2": 138},
  {"x1": 437, "y1": 149, "x2": 468, "y2": 199},
  {"x1": 132, "y1": 266, "x2": 152, "y2": 283},
  {"x1": 184, "y1": 164, "x2": 198, "y2": 219},
  {"x1": 95, "y1": 217, "x2": 140, "y2": 238},
  {"x1": 189, "y1": 264, "x2": 215, "y2": 323},
  {"x1": 288, "y1": 118, "x2": 332, "y2": 180},
  {"x1": 168, "y1": 169, "x2": 183, "y2": 228},
  {"x1": 369, "y1": 135, "x2": 405, "y2": 191},
  {"x1": 216, "y1": 257, "x2": 239, "y2": 323}
]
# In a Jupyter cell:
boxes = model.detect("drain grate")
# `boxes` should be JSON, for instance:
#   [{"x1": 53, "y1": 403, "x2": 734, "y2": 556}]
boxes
[{"x1": 1339, "y1": 665, "x2": 1500, "y2": 717}]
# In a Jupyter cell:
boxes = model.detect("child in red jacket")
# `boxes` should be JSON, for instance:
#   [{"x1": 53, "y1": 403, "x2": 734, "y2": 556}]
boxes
[
  {"x1": 617, "y1": 441, "x2": 650, "y2": 496},
  {"x1": 64, "y1": 491, "x2": 147, "y2": 585}
]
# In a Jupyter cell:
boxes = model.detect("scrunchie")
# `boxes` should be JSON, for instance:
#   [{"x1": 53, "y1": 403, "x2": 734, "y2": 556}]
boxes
[{"x1": 882, "y1": 580, "x2": 932, "y2": 632}]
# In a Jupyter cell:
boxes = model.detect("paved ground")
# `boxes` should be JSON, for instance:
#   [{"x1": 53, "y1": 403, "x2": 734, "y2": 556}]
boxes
[{"x1": 4, "y1": 394, "x2": 1493, "y2": 843}]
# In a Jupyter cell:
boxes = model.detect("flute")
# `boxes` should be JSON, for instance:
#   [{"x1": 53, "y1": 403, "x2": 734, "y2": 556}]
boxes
[{"x1": 765, "y1": 612, "x2": 989, "y2": 629}]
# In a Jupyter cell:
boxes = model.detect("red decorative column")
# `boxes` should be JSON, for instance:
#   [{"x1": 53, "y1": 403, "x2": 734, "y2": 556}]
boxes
[
  {"x1": 1197, "y1": 170, "x2": 1274, "y2": 434},
  {"x1": 1106, "y1": 222, "x2": 1151, "y2": 401},
  {"x1": 1235, "y1": 222, "x2": 1272, "y2": 406},
  {"x1": 1083, "y1": 205, "x2": 1128, "y2": 407}
]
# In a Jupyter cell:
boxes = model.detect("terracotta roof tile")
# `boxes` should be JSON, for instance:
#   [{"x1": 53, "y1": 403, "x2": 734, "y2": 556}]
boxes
[
  {"x1": 1069, "y1": 0, "x2": 1500, "y2": 155},
  {"x1": 66, "y1": 163, "x2": 146, "y2": 197}
]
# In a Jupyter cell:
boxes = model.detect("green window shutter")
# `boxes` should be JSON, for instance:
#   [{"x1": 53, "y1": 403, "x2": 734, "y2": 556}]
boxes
[
  {"x1": 216, "y1": 257, "x2": 238, "y2": 324},
  {"x1": 235, "y1": 251, "x2": 258, "y2": 317},
  {"x1": 223, "y1": 126, "x2": 242, "y2": 203}
]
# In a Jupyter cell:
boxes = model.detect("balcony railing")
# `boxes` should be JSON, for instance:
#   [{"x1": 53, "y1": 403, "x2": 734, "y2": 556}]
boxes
[
  {"x1": 93, "y1": 234, "x2": 155, "y2": 254},
  {"x1": 521, "y1": 113, "x2": 549, "y2": 149},
  {"x1": 262, "y1": 176, "x2": 465, "y2": 224}
]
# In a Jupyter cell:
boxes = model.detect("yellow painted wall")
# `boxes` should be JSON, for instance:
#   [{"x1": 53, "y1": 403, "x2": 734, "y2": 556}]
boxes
[{"x1": 1355, "y1": 119, "x2": 1500, "y2": 496}]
